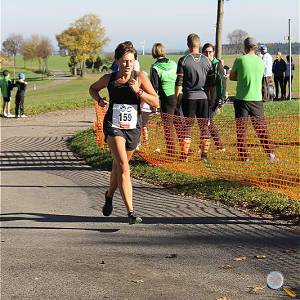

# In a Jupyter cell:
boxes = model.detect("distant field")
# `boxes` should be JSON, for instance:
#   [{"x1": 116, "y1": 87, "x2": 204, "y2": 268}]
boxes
[
  {"x1": 3, "y1": 54, "x2": 299, "y2": 97},
  {"x1": 2, "y1": 53, "x2": 299, "y2": 117},
  {"x1": 14, "y1": 55, "x2": 71, "y2": 72}
]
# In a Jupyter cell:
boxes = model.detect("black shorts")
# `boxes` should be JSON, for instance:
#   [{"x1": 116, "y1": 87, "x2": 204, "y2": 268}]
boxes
[
  {"x1": 103, "y1": 122, "x2": 141, "y2": 151},
  {"x1": 3, "y1": 97, "x2": 10, "y2": 102},
  {"x1": 233, "y1": 99, "x2": 264, "y2": 118},
  {"x1": 181, "y1": 98, "x2": 208, "y2": 119}
]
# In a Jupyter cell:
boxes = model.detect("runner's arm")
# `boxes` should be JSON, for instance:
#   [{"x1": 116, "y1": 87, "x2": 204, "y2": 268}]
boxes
[
  {"x1": 130, "y1": 71, "x2": 159, "y2": 108},
  {"x1": 89, "y1": 74, "x2": 111, "y2": 107}
]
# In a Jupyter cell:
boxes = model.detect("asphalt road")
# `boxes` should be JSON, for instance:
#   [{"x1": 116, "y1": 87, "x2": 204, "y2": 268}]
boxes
[{"x1": 1, "y1": 109, "x2": 299, "y2": 300}]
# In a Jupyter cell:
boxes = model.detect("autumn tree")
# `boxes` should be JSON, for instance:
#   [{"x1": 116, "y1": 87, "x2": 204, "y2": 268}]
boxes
[
  {"x1": 227, "y1": 29, "x2": 248, "y2": 54},
  {"x1": 56, "y1": 14, "x2": 108, "y2": 76},
  {"x1": 36, "y1": 37, "x2": 53, "y2": 73},
  {"x1": 2, "y1": 34, "x2": 24, "y2": 77}
]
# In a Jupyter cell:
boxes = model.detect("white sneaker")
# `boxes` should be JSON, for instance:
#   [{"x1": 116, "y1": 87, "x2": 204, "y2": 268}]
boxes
[
  {"x1": 269, "y1": 153, "x2": 279, "y2": 162},
  {"x1": 7, "y1": 113, "x2": 15, "y2": 118},
  {"x1": 3, "y1": 112, "x2": 8, "y2": 117},
  {"x1": 20, "y1": 114, "x2": 28, "y2": 118}
]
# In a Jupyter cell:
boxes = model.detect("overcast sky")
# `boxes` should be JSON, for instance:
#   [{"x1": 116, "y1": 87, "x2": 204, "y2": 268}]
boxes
[{"x1": 1, "y1": 0, "x2": 299, "y2": 52}]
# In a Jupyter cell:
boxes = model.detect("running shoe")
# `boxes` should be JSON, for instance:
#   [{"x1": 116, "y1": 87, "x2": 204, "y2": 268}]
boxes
[
  {"x1": 102, "y1": 191, "x2": 113, "y2": 216},
  {"x1": 268, "y1": 153, "x2": 279, "y2": 162},
  {"x1": 128, "y1": 211, "x2": 142, "y2": 225}
]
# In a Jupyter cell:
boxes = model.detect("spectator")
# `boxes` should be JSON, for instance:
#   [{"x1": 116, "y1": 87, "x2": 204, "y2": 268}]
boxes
[
  {"x1": 272, "y1": 52, "x2": 286, "y2": 100},
  {"x1": 175, "y1": 33, "x2": 215, "y2": 161},
  {"x1": 283, "y1": 55, "x2": 295, "y2": 100},
  {"x1": 202, "y1": 43, "x2": 227, "y2": 151},
  {"x1": 230, "y1": 37, "x2": 277, "y2": 162},
  {"x1": 12, "y1": 72, "x2": 28, "y2": 118},
  {"x1": 0, "y1": 70, "x2": 14, "y2": 117},
  {"x1": 150, "y1": 42, "x2": 178, "y2": 156},
  {"x1": 260, "y1": 45, "x2": 274, "y2": 101}
]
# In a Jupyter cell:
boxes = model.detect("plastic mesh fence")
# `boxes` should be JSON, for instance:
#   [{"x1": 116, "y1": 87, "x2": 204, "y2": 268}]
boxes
[{"x1": 94, "y1": 102, "x2": 300, "y2": 199}]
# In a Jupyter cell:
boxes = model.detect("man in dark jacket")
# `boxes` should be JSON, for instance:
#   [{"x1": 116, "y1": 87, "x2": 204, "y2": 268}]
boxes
[{"x1": 272, "y1": 52, "x2": 286, "y2": 100}]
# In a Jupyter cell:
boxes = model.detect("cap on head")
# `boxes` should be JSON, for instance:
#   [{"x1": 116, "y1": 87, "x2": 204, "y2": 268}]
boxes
[
  {"x1": 244, "y1": 37, "x2": 258, "y2": 49},
  {"x1": 18, "y1": 72, "x2": 25, "y2": 80},
  {"x1": 259, "y1": 44, "x2": 267, "y2": 53}
]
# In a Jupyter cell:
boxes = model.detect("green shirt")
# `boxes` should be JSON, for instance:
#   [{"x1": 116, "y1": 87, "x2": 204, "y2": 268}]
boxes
[
  {"x1": 212, "y1": 57, "x2": 223, "y2": 101},
  {"x1": 232, "y1": 54, "x2": 264, "y2": 101},
  {"x1": 150, "y1": 59, "x2": 177, "y2": 97},
  {"x1": 0, "y1": 76, "x2": 12, "y2": 98}
]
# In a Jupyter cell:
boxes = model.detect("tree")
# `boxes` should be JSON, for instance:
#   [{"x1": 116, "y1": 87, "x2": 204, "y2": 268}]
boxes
[
  {"x1": 227, "y1": 29, "x2": 248, "y2": 54},
  {"x1": 20, "y1": 35, "x2": 53, "y2": 74},
  {"x1": 56, "y1": 14, "x2": 109, "y2": 77},
  {"x1": 93, "y1": 56, "x2": 103, "y2": 70},
  {"x1": 2, "y1": 34, "x2": 24, "y2": 77},
  {"x1": 36, "y1": 37, "x2": 53, "y2": 73},
  {"x1": 215, "y1": 0, "x2": 230, "y2": 59},
  {"x1": 215, "y1": 0, "x2": 224, "y2": 59},
  {"x1": 20, "y1": 36, "x2": 38, "y2": 68}
]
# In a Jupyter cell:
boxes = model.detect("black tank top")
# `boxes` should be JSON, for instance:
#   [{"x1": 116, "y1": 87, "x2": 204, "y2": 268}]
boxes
[{"x1": 104, "y1": 71, "x2": 141, "y2": 129}]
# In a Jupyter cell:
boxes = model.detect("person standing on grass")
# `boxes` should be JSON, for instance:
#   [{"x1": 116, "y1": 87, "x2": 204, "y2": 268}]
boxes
[
  {"x1": 175, "y1": 33, "x2": 215, "y2": 161},
  {"x1": 229, "y1": 37, "x2": 277, "y2": 162},
  {"x1": 272, "y1": 52, "x2": 286, "y2": 100},
  {"x1": 12, "y1": 72, "x2": 28, "y2": 118},
  {"x1": 89, "y1": 41, "x2": 159, "y2": 224},
  {"x1": 0, "y1": 70, "x2": 14, "y2": 118},
  {"x1": 283, "y1": 55, "x2": 295, "y2": 100},
  {"x1": 260, "y1": 45, "x2": 274, "y2": 101},
  {"x1": 202, "y1": 43, "x2": 227, "y2": 152},
  {"x1": 150, "y1": 42, "x2": 178, "y2": 156}
]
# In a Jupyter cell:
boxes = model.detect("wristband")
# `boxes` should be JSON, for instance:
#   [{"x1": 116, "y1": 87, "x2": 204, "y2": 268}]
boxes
[{"x1": 136, "y1": 88, "x2": 144, "y2": 97}]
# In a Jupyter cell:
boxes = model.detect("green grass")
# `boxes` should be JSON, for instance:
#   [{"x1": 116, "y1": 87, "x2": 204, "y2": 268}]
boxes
[
  {"x1": 14, "y1": 55, "x2": 71, "y2": 72},
  {"x1": 9, "y1": 76, "x2": 98, "y2": 115},
  {"x1": 69, "y1": 129, "x2": 300, "y2": 220}
]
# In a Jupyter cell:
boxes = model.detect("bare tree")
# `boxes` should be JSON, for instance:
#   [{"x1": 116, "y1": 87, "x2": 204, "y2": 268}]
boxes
[
  {"x1": 36, "y1": 37, "x2": 53, "y2": 73},
  {"x1": 227, "y1": 29, "x2": 248, "y2": 54},
  {"x1": 215, "y1": 0, "x2": 230, "y2": 59},
  {"x1": 2, "y1": 34, "x2": 24, "y2": 77},
  {"x1": 215, "y1": 0, "x2": 224, "y2": 59}
]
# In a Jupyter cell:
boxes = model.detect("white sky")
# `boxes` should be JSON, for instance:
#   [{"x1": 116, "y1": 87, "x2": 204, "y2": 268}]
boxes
[{"x1": 1, "y1": 0, "x2": 299, "y2": 52}]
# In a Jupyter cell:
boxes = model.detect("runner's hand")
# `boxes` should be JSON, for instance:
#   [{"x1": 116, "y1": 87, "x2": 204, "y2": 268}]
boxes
[
  {"x1": 98, "y1": 97, "x2": 108, "y2": 107},
  {"x1": 128, "y1": 78, "x2": 139, "y2": 94}
]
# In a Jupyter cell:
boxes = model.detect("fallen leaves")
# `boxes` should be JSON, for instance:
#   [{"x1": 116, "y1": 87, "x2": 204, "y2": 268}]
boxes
[
  {"x1": 131, "y1": 279, "x2": 144, "y2": 284},
  {"x1": 253, "y1": 255, "x2": 267, "y2": 259},
  {"x1": 165, "y1": 254, "x2": 177, "y2": 258},
  {"x1": 247, "y1": 286, "x2": 264, "y2": 294},
  {"x1": 233, "y1": 255, "x2": 247, "y2": 261},
  {"x1": 220, "y1": 264, "x2": 234, "y2": 270},
  {"x1": 282, "y1": 287, "x2": 297, "y2": 298}
]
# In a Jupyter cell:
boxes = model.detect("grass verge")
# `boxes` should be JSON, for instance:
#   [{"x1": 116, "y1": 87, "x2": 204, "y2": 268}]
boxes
[{"x1": 69, "y1": 128, "x2": 300, "y2": 222}]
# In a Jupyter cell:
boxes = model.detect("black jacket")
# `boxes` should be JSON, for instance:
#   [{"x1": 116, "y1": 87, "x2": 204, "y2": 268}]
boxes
[{"x1": 272, "y1": 59, "x2": 286, "y2": 76}]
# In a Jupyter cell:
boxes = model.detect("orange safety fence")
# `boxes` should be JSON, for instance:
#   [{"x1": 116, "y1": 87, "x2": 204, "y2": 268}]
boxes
[{"x1": 94, "y1": 102, "x2": 300, "y2": 199}]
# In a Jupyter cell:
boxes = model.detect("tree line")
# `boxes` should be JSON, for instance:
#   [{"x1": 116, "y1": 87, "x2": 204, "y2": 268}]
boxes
[
  {"x1": 1, "y1": 34, "x2": 53, "y2": 77},
  {"x1": 1, "y1": 14, "x2": 108, "y2": 77}
]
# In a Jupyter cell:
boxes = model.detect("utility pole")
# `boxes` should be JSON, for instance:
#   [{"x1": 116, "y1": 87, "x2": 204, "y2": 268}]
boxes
[
  {"x1": 288, "y1": 18, "x2": 292, "y2": 100},
  {"x1": 215, "y1": 0, "x2": 224, "y2": 59}
]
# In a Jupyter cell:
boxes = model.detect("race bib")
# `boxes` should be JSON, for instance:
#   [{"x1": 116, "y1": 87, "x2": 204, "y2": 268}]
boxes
[{"x1": 112, "y1": 104, "x2": 138, "y2": 129}]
